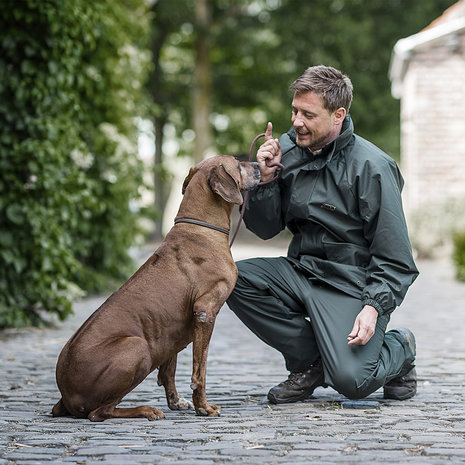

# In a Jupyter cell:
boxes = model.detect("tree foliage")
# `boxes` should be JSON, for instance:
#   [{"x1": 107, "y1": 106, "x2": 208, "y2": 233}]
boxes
[
  {"x1": 0, "y1": 0, "x2": 150, "y2": 327},
  {"x1": 152, "y1": 0, "x2": 454, "y2": 161},
  {"x1": 266, "y1": 0, "x2": 455, "y2": 157}
]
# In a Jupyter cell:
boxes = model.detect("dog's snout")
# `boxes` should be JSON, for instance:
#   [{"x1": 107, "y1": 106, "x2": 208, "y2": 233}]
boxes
[
  {"x1": 252, "y1": 162, "x2": 260, "y2": 179},
  {"x1": 240, "y1": 161, "x2": 261, "y2": 191}
]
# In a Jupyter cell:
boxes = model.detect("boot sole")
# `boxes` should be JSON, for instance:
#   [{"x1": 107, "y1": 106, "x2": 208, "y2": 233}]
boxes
[{"x1": 383, "y1": 386, "x2": 417, "y2": 401}]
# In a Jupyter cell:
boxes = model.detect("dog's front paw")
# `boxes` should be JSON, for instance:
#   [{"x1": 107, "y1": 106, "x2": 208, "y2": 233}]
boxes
[
  {"x1": 170, "y1": 397, "x2": 194, "y2": 411},
  {"x1": 196, "y1": 403, "x2": 221, "y2": 417}
]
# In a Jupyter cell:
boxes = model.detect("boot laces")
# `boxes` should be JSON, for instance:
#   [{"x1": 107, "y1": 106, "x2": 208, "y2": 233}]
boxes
[
  {"x1": 284, "y1": 361, "x2": 322, "y2": 387},
  {"x1": 286, "y1": 371, "x2": 306, "y2": 386}
]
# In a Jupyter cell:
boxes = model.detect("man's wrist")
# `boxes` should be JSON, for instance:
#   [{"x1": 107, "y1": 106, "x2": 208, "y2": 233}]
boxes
[
  {"x1": 260, "y1": 174, "x2": 275, "y2": 183},
  {"x1": 260, "y1": 167, "x2": 281, "y2": 183},
  {"x1": 362, "y1": 299, "x2": 383, "y2": 316},
  {"x1": 362, "y1": 304, "x2": 378, "y2": 315}
]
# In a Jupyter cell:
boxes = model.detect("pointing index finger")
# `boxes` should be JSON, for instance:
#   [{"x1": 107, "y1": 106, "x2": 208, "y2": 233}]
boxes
[{"x1": 265, "y1": 122, "x2": 273, "y2": 141}]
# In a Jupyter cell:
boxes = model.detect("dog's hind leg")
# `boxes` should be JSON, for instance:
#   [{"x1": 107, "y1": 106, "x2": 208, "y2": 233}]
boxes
[
  {"x1": 158, "y1": 354, "x2": 193, "y2": 410},
  {"x1": 85, "y1": 338, "x2": 165, "y2": 422},
  {"x1": 77, "y1": 336, "x2": 162, "y2": 422}
]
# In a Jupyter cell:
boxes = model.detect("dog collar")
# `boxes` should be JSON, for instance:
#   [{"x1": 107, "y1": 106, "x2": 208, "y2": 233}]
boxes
[{"x1": 174, "y1": 218, "x2": 230, "y2": 236}]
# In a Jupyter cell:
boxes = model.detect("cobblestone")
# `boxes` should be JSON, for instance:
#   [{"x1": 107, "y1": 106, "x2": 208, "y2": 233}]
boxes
[{"x1": 1, "y1": 239, "x2": 465, "y2": 464}]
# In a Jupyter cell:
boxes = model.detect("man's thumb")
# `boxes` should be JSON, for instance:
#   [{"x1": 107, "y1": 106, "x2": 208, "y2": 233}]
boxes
[{"x1": 348, "y1": 321, "x2": 359, "y2": 338}]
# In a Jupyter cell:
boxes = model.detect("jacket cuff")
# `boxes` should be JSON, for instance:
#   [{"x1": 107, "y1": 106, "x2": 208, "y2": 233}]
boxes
[
  {"x1": 362, "y1": 298, "x2": 384, "y2": 316},
  {"x1": 248, "y1": 181, "x2": 279, "y2": 200}
]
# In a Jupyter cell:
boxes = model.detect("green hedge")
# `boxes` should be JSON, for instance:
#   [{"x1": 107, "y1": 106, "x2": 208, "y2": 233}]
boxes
[
  {"x1": 0, "y1": 0, "x2": 151, "y2": 327},
  {"x1": 453, "y1": 230, "x2": 465, "y2": 282}
]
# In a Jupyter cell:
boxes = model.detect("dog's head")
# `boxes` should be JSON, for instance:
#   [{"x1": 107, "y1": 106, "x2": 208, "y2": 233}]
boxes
[{"x1": 182, "y1": 156, "x2": 260, "y2": 205}]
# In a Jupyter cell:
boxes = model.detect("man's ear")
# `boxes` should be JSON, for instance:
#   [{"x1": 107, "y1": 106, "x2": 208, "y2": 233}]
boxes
[
  {"x1": 333, "y1": 107, "x2": 346, "y2": 125},
  {"x1": 208, "y1": 164, "x2": 243, "y2": 205},
  {"x1": 182, "y1": 166, "x2": 198, "y2": 194}
]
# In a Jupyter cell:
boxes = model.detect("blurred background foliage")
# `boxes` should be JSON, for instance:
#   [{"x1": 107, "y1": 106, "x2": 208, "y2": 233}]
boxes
[
  {"x1": 149, "y1": 0, "x2": 454, "y2": 160},
  {"x1": 149, "y1": 0, "x2": 453, "y2": 234},
  {"x1": 0, "y1": 0, "x2": 455, "y2": 327}
]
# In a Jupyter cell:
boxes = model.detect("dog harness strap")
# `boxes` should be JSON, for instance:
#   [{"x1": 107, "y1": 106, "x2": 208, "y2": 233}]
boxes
[{"x1": 175, "y1": 218, "x2": 230, "y2": 236}]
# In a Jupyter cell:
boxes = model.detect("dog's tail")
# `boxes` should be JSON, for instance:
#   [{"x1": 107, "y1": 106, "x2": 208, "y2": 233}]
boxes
[{"x1": 51, "y1": 398, "x2": 71, "y2": 417}]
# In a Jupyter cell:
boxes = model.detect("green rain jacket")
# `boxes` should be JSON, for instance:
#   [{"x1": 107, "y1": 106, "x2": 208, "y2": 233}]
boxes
[{"x1": 243, "y1": 115, "x2": 419, "y2": 316}]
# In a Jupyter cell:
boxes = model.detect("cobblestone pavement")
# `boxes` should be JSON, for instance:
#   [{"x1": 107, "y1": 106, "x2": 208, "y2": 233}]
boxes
[{"x1": 1, "y1": 239, "x2": 465, "y2": 464}]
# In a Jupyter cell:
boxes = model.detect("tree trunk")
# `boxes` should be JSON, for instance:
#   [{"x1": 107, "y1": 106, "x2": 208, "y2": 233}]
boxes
[
  {"x1": 149, "y1": 20, "x2": 170, "y2": 240},
  {"x1": 153, "y1": 115, "x2": 166, "y2": 240},
  {"x1": 192, "y1": 0, "x2": 213, "y2": 163}
]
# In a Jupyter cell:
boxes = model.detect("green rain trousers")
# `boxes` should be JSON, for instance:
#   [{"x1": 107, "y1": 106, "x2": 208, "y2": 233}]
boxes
[{"x1": 227, "y1": 257, "x2": 415, "y2": 399}]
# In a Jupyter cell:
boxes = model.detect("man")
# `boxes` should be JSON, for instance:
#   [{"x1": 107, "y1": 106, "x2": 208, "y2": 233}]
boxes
[{"x1": 227, "y1": 65, "x2": 419, "y2": 404}]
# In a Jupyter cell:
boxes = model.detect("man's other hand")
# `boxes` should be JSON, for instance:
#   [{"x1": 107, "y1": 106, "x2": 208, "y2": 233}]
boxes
[{"x1": 347, "y1": 305, "x2": 378, "y2": 346}]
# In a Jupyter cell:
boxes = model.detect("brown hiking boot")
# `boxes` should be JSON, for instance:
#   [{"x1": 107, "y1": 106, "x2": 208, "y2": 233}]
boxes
[
  {"x1": 268, "y1": 359, "x2": 325, "y2": 404},
  {"x1": 384, "y1": 328, "x2": 417, "y2": 400}
]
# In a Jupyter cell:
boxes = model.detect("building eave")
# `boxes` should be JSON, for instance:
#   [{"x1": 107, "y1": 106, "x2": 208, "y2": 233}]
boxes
[{"x1": 390, "y1": 16, "x2": 465, "y2": 99}]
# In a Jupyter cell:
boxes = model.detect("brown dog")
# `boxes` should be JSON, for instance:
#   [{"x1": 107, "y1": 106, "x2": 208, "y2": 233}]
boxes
[{"x1": 51, "y1": 155, "x2": 260, "y2": 421}]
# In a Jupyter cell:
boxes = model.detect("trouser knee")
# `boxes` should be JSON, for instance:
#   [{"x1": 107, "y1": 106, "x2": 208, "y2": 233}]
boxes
[
  {"x1": 330, "y1": 370, "x2": 373, "y2": 400},
  {"x1": 226, "y1": 282, "x2": 246, "y2": 317},
  {"x1": 226, "y1": 260, "x2": 266, "y2": 317}
]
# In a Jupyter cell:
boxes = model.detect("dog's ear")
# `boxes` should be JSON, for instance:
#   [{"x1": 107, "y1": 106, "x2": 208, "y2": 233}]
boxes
[
  {"x1": 208, "y1": 163, "x2": 243, "y2": 205},
  {"x1": 182, "y1": 166, "x2": 198, "y2": 194}
]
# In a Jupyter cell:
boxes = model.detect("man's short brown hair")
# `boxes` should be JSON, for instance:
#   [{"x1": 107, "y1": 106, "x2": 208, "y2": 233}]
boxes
[{"x1": 290, "y1": 65, "x2": 353, "y2": 113}]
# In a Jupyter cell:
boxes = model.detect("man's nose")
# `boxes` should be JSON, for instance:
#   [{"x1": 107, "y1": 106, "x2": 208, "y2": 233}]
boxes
[{"x1": 293, "y1": 115, "x2": 304, "y2": 127}]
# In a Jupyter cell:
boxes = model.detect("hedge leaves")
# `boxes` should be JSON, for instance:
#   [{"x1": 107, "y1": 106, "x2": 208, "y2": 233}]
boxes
[{"x1": 0, "y1": 0, "x2": 150, "y2": 327}]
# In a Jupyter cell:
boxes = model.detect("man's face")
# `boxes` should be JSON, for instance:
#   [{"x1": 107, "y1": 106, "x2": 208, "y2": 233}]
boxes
[{"x1": 291, "y1": 91, "x2": 344, "y2": 151}]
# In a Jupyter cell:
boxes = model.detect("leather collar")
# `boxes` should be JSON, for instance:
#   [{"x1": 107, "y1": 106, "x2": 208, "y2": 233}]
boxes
[{"x1": 174, "y1": 218, "x2": 230, "y2": 236}]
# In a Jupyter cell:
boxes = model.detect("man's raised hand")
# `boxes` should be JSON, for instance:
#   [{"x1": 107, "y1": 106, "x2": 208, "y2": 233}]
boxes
[{"x1": 256, "y1": 122, "x2": 282, "y2": 183}]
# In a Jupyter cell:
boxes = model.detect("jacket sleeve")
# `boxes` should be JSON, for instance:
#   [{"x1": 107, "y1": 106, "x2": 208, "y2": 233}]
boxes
[
  {"x1": 243, "y1": 181, "x2": 285, "y2": 240},
  {"x1": 358, "y1": 160, "x2": 419, "y2": 315}
]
